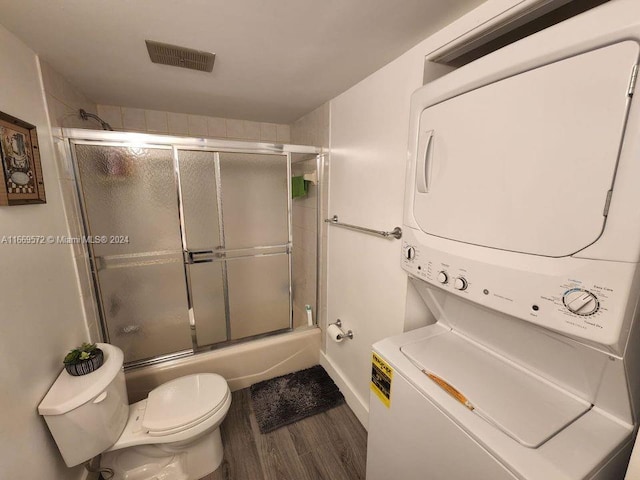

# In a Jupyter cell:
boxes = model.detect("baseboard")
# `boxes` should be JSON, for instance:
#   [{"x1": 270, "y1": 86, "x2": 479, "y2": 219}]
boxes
[{"x1": 320, "y1": 351, "x2": 369, "y2": 430}]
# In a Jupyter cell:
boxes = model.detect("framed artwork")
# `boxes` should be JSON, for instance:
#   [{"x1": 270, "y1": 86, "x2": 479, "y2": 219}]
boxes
[{"x1": 0, "y1": 111, "x2": 46, "y2": 205}]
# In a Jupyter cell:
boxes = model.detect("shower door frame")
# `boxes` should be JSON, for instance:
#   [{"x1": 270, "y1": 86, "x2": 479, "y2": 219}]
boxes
[{"x1": 60, "y1": 128, "x2": 322, "y2": 368}]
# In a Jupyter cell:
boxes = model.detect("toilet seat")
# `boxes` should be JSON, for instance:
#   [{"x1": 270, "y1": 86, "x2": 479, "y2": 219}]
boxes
[
  {"x1": 143, "y1": 373, "x2": 229, "y2": 436},
  {"x1": 107, "y1": 373, "x2": 232, "y2": 451}
]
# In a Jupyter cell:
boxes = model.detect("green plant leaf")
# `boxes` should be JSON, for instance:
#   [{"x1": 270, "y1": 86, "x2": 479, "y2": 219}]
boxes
[
  {"x1": 63, "y1": 342, "x2": 98, "y2": 364},
  {"x1": 81, "y1": 342, "x2": 97, "y2": 352},
  {"x1": 63, "y1": 350, "x2": 81, "y2": 364}
]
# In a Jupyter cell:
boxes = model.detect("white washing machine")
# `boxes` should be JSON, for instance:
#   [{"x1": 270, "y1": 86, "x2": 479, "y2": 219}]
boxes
[{"x1": 366, "y1": 1, "x2": 640, "y2": 479}]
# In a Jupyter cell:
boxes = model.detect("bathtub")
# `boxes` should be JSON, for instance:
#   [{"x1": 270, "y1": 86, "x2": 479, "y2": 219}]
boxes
[{"x1": 125, "y1": 327, "x2": 321, "y2": 402}]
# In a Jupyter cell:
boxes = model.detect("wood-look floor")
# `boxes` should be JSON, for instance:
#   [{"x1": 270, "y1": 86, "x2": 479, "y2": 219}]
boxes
[{"x1": 200, "y1": 388, "x2": 368, "y2": 480}]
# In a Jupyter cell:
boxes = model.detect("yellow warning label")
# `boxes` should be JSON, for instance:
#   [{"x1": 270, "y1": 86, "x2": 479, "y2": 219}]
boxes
[{"x1": 371, "y1": 352, "x2": 393, "y2": 408}]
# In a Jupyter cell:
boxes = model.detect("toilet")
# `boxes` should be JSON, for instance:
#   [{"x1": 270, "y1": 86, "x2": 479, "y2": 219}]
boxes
[{"x1": 38, "y1": 343, "x2": 231, "y2": 480}]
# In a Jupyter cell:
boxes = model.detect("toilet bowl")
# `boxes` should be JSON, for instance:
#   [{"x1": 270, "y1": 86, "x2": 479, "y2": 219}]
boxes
[
  {"x1": 101, "y1": 373, "x2": 231, "y2": 479},
  {"x1": 38, "y1": 343, "x2": 231, "y2": 480}
]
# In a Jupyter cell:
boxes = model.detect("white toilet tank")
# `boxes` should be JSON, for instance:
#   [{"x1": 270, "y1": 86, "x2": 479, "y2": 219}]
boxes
[{"x1": 38, "y1": 343, "x2": 129, "y2": 467}]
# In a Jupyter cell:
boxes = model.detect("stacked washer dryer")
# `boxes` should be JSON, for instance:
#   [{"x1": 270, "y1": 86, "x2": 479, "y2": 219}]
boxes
[{"x1": 366, "y1": 1, "x2": 640, "y2": 479}]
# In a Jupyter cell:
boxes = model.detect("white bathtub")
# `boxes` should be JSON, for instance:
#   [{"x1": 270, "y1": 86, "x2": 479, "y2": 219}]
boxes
[{"x1": 125, "y1": 327, "x2": 321, "y2": 402}]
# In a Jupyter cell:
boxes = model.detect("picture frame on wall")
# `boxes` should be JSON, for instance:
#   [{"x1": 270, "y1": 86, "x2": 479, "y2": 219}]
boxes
[{"x1": 0, "y1": 110, "x2": 46, "y2": 205}]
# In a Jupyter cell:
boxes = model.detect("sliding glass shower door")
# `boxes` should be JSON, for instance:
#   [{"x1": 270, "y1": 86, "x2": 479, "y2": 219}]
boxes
[
  {"x1": 73, "y1": 142, "x2": 293, "y2": 364},
  {"x1": 178, "y1": 150, "x2": 291, "y2": 346},
  {"x1": 74, "y1": 144, "x2": 192, "y2": 362},
  {"x1": 177, "y1": 150, "x2": 227, "y2": 347},
  {"x1": 217, "y1": 152, "x2": 291, "y2": 339}
]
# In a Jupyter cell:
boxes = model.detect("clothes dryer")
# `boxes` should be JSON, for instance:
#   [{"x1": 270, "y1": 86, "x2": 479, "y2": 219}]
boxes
[{"x1": 367, "y1": 1, "x2": 640, "y2": 478}]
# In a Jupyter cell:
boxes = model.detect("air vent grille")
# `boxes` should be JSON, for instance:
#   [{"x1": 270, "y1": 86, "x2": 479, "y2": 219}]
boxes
[{"x1": 145, "y1": 40, "x2": 215, "y2": 72}]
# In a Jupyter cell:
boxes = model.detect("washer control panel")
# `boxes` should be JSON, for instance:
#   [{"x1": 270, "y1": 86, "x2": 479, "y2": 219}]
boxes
[
  {"x1": 403, "y1": 245, "x2": 416, "y2": 260},
  {"x1": 437, "y1": 271, "x2": 449, "y2": 284},
  {"x1": 402, "y1": 243, "x2": 473, "y2": 297},
  {"x1": 454, "y1": 277, "x2": 468, "y2": 291},
  {"x1": 562, "y1": 288, "x2": 599, "y2": 316},
  {"x1": 400, "y1": 231, "x2": 635, "y2": 350}
]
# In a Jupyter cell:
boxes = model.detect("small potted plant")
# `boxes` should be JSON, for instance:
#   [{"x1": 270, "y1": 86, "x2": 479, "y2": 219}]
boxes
[{"x1": 63, "y1": 342, "x2": 104, "y2": 376}]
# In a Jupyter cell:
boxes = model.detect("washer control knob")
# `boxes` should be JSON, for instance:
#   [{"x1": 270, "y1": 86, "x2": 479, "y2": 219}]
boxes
[
  {"x1": 404, "y1": 246, "x2": 416, "y2": 260},
  {"x1": 454, "y1": 277, "x2": 468, "y2": 291},
  {"x1": 437, "y1": 271, "x2": 449, "y2": 284},
  {"x1": 563, "y1": 289, "x2": 599, "y2": 316}
]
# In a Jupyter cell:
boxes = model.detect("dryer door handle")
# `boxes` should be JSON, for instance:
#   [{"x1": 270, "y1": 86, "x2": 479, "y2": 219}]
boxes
[{"x1": 416, "y1": 130, "x2": 434, "y2": 193}]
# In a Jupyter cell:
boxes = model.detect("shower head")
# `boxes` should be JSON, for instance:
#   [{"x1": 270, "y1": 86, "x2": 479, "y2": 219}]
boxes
[{"x1": 79, "y1": 109, "x2": 114, "y2": 131}]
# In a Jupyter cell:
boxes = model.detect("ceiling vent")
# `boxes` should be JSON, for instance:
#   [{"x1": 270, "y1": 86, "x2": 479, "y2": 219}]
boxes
[{"x1": 145, "y1": 40, "x2": 215, "y2": 72}]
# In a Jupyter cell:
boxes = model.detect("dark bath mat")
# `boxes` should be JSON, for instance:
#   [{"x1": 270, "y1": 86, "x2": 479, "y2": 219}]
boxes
[{"x1": 250, "y1": 365, "x2": 345, "y2": 433}]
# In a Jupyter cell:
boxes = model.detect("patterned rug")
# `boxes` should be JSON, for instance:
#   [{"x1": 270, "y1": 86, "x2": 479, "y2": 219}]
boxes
[{"x1": 250, "y1": 365, "x2": 345, "y2": 433}]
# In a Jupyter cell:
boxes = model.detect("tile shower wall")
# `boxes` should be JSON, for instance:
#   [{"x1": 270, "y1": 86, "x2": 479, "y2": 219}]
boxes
[
  {"x1": 291, "y1": 102, "x2": 330, "y2": 148},
  {"x1": 96, "y1": 104, "x2": 292, "y2": 143},
  {"x1": 40, "y1": 60, "x2": 99, "y2": 128}
]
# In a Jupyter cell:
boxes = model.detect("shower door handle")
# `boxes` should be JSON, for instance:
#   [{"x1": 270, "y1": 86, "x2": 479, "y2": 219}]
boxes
[{"x1": 187, "y1": 250, "x2": 222, "y2": 264}]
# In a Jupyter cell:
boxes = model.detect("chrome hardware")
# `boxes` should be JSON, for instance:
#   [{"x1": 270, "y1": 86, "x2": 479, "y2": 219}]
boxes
[
  {"x1": 330, "y1": 319, "x2": 354, "y2": 340},
  {"x1": 324, "y1": 215, "x2": 402, "y2": 240}
]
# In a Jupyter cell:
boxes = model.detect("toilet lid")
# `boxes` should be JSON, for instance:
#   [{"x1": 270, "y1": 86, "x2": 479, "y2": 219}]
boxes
[{"x1": 142, "y1": 373, "x2": 228, "y2": 434}]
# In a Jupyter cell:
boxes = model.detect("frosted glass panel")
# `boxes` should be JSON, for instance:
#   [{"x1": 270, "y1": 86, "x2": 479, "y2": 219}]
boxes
[
  {"x1": 73, "y1": 143, "x2": 297, "y2": 363},
  {"x1": 74, "y1": 143, "x2": 192, "y2": 363},
  {"x1": 227, "y1": 254, "x2": 290, "y2": 339},
  {"x1": 75, "y1": 145, "x2": 182, "y2": 256},
  {"x1": 178, "y1": 150, "x2": 221, "y2": 250},
  {"x1": 190, "y1": 262, "x2": 227, "y2": 346},
  {"x1": 99, "y1": 261, "x2": 192, "y2": 363},
  {"x1": 219, "y1": 153, "x2": 288, "y2": 249}
]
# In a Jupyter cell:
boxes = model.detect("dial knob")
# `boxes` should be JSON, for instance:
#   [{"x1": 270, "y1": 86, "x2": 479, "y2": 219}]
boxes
[
  {"x1": 454, "y1": 277, "x2": 468, "y2": 291},
  {"x1": 437, "y1": 271, "x2": 448, "y2": 284},
  {"x1": 563, "y1": 289, "x2": 599, "y2": 316},
  {"x1": 404, "y1": 246, "x2": 415, "y2": 260}
]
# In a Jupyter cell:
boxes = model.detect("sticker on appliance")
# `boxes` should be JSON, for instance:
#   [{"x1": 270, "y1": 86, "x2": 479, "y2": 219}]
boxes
[{"x1": 371, "y1": 352, "x2": 393, "y2": 407}]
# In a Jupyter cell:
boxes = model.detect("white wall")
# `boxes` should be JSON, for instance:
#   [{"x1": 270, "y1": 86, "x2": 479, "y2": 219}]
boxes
[
  {"x1": 322, "y1": 42, "x2": 428, "y2": 425},
  {"x1": 0, "y1": 25, "x2": 88, "y2": 480},
  {"x1": 322, "y1": 0, "x2": 535, "y2": 426}
]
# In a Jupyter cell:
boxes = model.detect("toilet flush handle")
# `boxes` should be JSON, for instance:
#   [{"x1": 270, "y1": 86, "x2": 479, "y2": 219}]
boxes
[{"x1": 93, "y1": 391, "x2": 108, "y2": 404}]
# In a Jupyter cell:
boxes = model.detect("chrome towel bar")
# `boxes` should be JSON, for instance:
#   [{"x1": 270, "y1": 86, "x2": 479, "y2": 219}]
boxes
[{"x1": 324, "y1": 215, "x2": 402, "y2": 240}]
